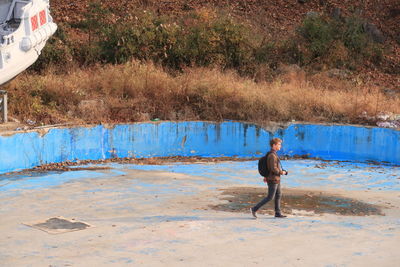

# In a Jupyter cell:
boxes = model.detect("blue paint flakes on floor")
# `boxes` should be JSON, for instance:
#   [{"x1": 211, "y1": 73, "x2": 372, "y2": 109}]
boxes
[
  {"x1": 138, "y1": 248, "x2": 159, "y2": 255},
  {"x1": 0, "y1": 171, "x2": 106, "y2": 193},
  {"x1": 1, "y1": 159, "x2": 398, "y2": 193},
  {"x1": 233, "y1": 226, "x2": 267, "y2": 233},
  {"x1": 109, "y1": 257, "x2": 135, "y2": 264},
  {"x1": 142, "y1": 216, "x2": 201, "y2": 223},
  {"x1": 337, "y1": 222, "x2": 363, "y2": 230},
  {"x1": 126, "y1": 159, "x2": 399, "y2": 191}
]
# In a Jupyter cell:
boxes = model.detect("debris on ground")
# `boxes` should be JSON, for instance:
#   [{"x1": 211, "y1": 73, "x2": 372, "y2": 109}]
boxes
[{"x1": 359, "y1": 111, "x2": 400, "y2": 129}]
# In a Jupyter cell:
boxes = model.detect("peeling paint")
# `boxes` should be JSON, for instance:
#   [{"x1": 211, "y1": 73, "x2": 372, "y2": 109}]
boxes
[{"x1": 0, "y1": 122, "x2": 398, "y2": 174}]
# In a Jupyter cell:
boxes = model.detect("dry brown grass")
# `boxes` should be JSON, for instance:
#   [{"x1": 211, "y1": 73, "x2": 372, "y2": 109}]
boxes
[{"x1": 7, "y1": 60, "x2": 400, "y2": 126}]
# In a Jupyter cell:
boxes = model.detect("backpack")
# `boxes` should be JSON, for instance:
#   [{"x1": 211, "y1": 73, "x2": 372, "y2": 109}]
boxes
[{"x1": 258, "y1": 152, "x2": 271, "y2": 177}]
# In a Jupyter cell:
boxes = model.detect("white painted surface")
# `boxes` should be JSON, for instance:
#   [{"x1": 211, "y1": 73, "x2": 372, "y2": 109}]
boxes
[{"x1": 0, "y1": 0, "x2": 56, "y2": 85}]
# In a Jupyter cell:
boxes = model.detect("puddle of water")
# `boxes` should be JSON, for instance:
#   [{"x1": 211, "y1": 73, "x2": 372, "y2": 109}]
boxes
[{"x1": 211, "y1": 187, "x2": 384, "y2": 216}]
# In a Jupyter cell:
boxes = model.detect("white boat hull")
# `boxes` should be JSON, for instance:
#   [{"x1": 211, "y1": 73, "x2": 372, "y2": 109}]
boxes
[
  {"x1": 0, "y1": 0, "x2": 57, "y2": 86},
  {"x1": 0, "y1": 43, "x2": 40, "y2": 84}
]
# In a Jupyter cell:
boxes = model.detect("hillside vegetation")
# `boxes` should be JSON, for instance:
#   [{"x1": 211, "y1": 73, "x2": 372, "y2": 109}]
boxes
[{"x1": 4, "y1": 0, "x2": 400, "y2": 126}]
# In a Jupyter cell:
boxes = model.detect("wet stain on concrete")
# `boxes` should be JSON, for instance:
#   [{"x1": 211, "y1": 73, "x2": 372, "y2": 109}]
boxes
[
  {"x1": 24, "y1": 217, "x2": 93, "y2": 234},
  {"x1": 34, "y1": 218, "x2": 90, "y2": 230},
  {"x1": 211, "y1": 187, "x2": 384, "y2": 216}
]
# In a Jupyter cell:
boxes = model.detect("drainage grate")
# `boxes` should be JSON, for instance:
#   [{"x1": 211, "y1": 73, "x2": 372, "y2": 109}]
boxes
[{"x1": 24, "y1": 217, "x2": 93, "y2": 234}]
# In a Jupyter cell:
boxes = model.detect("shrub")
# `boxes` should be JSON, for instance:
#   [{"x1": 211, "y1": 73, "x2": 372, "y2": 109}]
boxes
[
  {"x1": 340, "y1": 16, "x2": 384, "y2": 66},
  {"x1": 98, "y1": 11, "x2": 181, "y2": 65},
  {"x1": 294, "y1": 13, "x2": 384, "y2": 69},
  {"x1": 211, "y1": 14, "x2": 250, "y2": 69},
  {"x1": 79, "y1": 1, "x2": 111, "y2": 45},
  {"x1": 31, "y1": 5, "x2": 387, "y2": 77},
  {"x1": 95, "y1": 9, "x2": 253, "y2": 71},
  {"x1": 342, "y1": 16, "x2": 369, "y2": 54},
  {"x1": 253, "y1": 41, "x2": 276, "y2": 64},
  {"x1": 280, "y1": 39, "x2": 305, "y2": 66},
  {"x1": 324, "y1": 40, "x2": 349, "y2": 68},
  {"x1": 297, "y1": 15, "x2": 336, "y2": 59}
]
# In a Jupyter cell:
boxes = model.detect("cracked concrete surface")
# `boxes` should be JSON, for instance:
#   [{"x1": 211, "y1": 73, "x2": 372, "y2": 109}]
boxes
[{"x1": 0, "y1": 159, "x2": 399, "y2": 266}]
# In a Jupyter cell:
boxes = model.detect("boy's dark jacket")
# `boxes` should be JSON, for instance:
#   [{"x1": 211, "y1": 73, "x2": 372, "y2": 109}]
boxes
[{"x1": 266, "y1": 151, "x2": 282, "y2": 184}]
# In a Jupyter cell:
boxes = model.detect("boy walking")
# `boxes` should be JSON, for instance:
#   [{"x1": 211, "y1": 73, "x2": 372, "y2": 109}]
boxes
[{"x1": 251, "y1": 138, "x2": 287, "y2": 218}]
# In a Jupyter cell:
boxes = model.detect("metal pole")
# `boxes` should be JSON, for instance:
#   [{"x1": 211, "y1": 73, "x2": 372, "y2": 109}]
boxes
[{"x1": 0, "y1": 90, "x2": 7, "y2": 123}]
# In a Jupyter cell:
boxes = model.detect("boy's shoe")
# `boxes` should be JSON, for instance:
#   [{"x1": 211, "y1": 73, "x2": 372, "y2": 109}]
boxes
[
  {"x1": 250, "y1": 208, "x2": 257, "y2": 218},
  {"x1": 275, "y1": 213, "x2": 287, "y2": 218}
]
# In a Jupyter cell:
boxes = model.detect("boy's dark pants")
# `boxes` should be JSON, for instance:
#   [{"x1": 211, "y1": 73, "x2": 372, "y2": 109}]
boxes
[{"x1": 252, "y1": 182, "x2": 281, "y2": 214}]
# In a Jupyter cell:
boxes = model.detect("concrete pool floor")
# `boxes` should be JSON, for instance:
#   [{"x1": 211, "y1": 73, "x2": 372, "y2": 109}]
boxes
[{"x1": 0, "y1": 159, "x2": 399, "y2": 266}]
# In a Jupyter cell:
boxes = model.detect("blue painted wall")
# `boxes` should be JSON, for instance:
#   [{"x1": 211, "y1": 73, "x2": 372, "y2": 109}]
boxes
[{"x1": 0, "y1": 122, "x2": 398, "y2": 174}]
